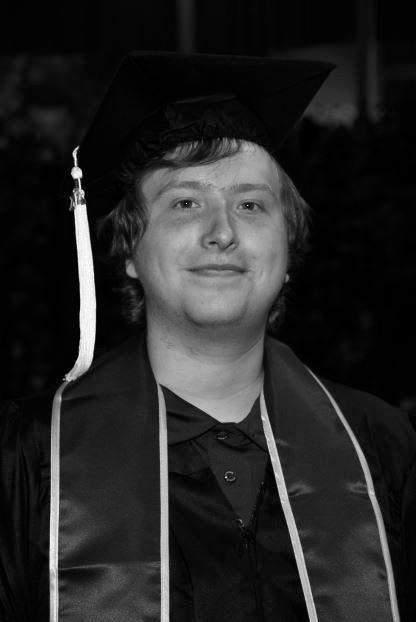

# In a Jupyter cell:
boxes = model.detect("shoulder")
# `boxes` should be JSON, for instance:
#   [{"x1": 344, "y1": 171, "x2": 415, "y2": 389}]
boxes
[
  {"x1": 266, "y1": 336, "x2": 416, "y2": 492},
  {"x1": 319, "y1": 377, "x2": 416, "y2": 493},
  {"x1": 0, "y1": 394, "x2": 53, "y2": 619},
  {"x1": 321, "y1": 376, "x2": 414, "y2": 444},
  {"x1": 1, "y1": 390, "x2": 55, "y2": 431},
  {"x1": 0, "y1": 390, "x2": 55, "y2": 471}
]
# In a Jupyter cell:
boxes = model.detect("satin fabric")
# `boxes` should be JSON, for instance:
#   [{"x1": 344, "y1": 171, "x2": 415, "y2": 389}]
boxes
[
  {"x1": 50, "y1": 334, "x2": 400, "y2": 621},
  {"x1": 57, "y1": 339, "x2": 162, "y2": 620},
  {"x1": 263, "y1": 343, "x2": 397, "y2": 621}
]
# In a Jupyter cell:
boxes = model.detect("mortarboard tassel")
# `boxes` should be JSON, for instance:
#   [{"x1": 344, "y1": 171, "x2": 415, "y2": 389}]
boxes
[{"x1": 64, "y1": 146, "x2": 96, "y2": 382}]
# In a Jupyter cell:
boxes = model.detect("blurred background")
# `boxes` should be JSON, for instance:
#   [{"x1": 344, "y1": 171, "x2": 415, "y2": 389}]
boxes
[{"x1": 1, "y1": 0, "x2": 415, "y2": 416}]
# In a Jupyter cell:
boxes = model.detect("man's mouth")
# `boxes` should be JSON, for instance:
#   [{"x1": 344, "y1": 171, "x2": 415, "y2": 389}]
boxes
[{"x1": 189, "y1": 263, "x2": 245, "y2": 275}]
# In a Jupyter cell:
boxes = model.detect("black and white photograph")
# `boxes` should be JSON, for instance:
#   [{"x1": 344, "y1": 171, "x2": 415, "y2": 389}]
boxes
[{"x1": 1, "y1": 2, "x2": 415, "y2": 621}]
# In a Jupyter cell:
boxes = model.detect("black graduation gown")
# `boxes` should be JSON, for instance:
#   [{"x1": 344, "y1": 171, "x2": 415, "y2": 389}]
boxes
[{"x1": 1, "y1": 337, "x2": 416, "y2": 621}]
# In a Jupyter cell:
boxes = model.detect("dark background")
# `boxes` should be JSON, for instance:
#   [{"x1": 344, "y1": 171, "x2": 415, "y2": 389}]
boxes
[{"x1": 1, "y1": 1, "x2": 415, "y2": 413}]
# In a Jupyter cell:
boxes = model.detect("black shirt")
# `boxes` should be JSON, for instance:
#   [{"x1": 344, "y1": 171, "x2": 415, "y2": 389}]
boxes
[
  {"x1": 165, "y1": 387, "x2": 268, "y2": 525},
  {"x1": 164, "y1": 387, "x2": 309, "y2": 621}
]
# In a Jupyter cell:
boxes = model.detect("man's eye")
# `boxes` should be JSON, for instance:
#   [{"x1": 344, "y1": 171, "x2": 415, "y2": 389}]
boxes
[{"x1": 174, "y1": 199, "x2": 197, "y2": 209}]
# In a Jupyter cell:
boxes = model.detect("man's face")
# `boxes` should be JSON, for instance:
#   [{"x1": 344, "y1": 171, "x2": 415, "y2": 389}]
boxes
[{"x1": 126, "y1": 142, "x2": 289, "y2": 331}]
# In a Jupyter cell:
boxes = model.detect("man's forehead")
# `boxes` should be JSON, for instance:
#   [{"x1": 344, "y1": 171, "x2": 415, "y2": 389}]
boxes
[{"x1": 142, "y1": 144, "x2": 282, "y2": 198}]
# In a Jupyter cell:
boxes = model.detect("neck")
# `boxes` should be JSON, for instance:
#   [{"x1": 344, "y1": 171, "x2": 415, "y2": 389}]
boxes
[{"x1": 146, "y1": 318, "x2": 266, "y2": 422}]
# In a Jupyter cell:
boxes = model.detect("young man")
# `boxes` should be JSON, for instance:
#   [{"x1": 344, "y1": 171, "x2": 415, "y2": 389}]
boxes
[{"x1": 1, "y1": 52, "x2": 415, "y2": 622}]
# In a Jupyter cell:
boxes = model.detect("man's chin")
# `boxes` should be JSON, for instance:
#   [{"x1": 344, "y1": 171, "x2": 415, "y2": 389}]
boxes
[{"x1": 182, "y1": 305, "x2": 251, "y2": 329}]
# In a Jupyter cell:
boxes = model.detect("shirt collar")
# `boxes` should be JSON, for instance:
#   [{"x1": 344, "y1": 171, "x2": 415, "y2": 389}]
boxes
[{"x1": 162, "y1": 385, "x2": 266, "y2": 450}]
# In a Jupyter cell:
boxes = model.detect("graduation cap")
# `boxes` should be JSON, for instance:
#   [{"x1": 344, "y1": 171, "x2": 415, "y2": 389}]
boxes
[
  {"x1": 76, "y1": 52, "x2": 333, "y2": 217},
  {"x1": 66, "y1": 51, "x2": 334, "y2": 382}
]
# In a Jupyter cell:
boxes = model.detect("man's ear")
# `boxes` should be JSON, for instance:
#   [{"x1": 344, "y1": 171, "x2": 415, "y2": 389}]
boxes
[{"x1": 125, "y1": 259, "x2": 138, "y2": 279}]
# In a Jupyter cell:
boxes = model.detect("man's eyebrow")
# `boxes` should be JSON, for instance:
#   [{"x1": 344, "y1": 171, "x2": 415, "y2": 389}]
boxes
[
  {"x1": 228, "y1": 183, "x2": 277, "y2": 197},
  {"x1": 154, "y1": 180, "x2": 213, "y2": 199},
  {"x1": 154, "y1": 180, "x2": 278, "y2": 199}
]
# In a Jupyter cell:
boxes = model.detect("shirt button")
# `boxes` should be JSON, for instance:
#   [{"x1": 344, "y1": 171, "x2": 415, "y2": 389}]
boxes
[
  {"x1": 224, "y1": 470, "x2": 237, "y2": 483},
  {"x1": 216, "y1": 430, "x2": 229, "y2": 440}
]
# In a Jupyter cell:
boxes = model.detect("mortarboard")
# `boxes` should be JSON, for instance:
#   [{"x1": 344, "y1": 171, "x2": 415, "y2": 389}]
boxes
[
  {"x1": 75, "y1": 52, "x2": 334, "y2": 218},
  {"x1": 66, "y1": 52, "x2": 334, "y2": 381}
]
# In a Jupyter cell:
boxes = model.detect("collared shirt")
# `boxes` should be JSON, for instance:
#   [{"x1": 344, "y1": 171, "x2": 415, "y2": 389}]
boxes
[
  {"x1": 163, "y1": 387, "x2": 309, "y2": 620},
  {"x1": 164, "y1": 387, "x2": 268, "y2": 525}
]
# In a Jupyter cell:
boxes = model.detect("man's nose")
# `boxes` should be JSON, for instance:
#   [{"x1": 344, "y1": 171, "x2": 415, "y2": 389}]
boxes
[{"x1": 201, "y1": 204, "x2": 237, "y2": 250}]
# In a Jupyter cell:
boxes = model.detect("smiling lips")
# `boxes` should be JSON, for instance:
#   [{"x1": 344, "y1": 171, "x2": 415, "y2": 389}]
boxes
[{"x1": 189, "y1": 263, "x2": 245, "y2": 276}]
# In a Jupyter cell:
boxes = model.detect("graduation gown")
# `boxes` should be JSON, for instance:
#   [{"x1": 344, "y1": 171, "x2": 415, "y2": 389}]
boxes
[{"x1": 1, "y1": 334, "x2": 415, "y2": 621}]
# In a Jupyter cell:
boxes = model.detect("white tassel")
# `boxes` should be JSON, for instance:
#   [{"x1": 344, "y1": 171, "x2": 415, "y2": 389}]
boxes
[{"x1": 64, "y1": 147, "x2": 96, "y2": 382}]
